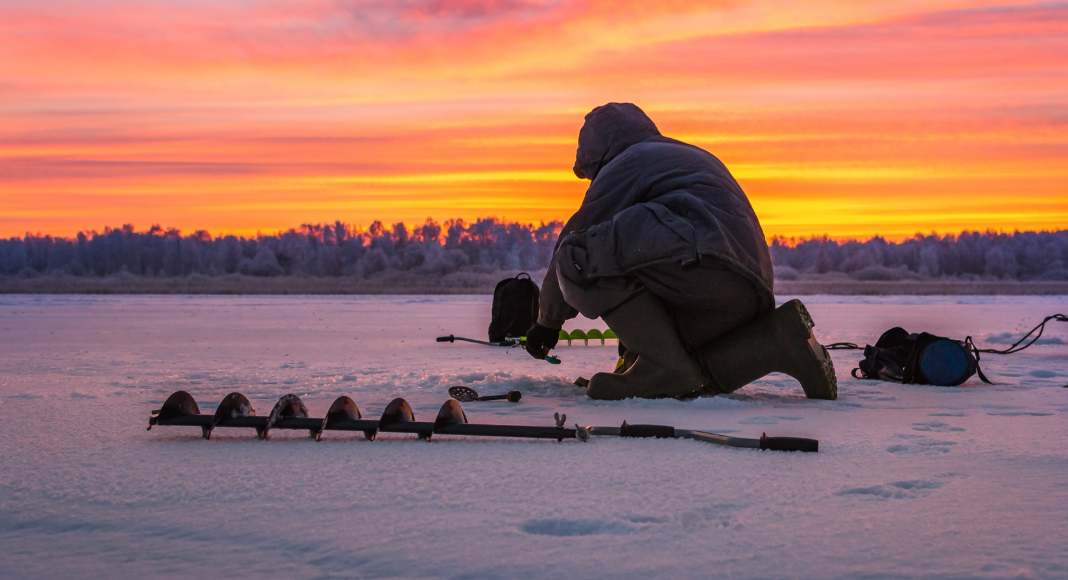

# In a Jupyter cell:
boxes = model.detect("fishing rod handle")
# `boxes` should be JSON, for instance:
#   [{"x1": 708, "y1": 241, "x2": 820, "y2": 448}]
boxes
[
  {"x1": 436, "y1": 335, "x2": 455, "y2": 343},
  {"x1": 759, "y1": 434, "x2": 819, "y2": 453}
]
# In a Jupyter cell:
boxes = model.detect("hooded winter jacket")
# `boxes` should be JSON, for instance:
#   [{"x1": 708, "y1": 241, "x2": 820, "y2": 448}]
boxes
[{"x1": 537, "y1": 103, "x2": 774, "y2": 328}]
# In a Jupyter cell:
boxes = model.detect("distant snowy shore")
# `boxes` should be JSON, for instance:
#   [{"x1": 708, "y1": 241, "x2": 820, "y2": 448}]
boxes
[{"x1": 2, "y1": 270, "x2": 1067, "y2": 295}]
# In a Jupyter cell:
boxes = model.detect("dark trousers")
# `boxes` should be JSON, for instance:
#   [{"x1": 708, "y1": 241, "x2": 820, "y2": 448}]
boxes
[
  {"x1": 557, "y1": 244, "x2": 763, "y2": 354},
  {"x1": 631, "y1": 260, "x2": 762, "y2": 352}
]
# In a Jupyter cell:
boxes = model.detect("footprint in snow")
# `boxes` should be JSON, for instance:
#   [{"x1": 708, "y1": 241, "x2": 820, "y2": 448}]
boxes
[
  {"x1": 520, "y1": 507, "x2": 737, "y2": 536},
  {"x1": 912, "y1": 421, "x2": 965, "y2": 432},
  {"x1": 836, "y1": 479, "x2": 943, "y2": 500},
  {"x1": 676, "y1": 505, "x2": 739, "y2": 530},
  {"x1": 519, "y1": 518, "x2": 642, "y2": 537},
  {"x1": 739, "y1": 415, "x2": 804, "y2": 425},
  {"x1": 887, "y1": 440, "x2": 956, "y2": 454}
]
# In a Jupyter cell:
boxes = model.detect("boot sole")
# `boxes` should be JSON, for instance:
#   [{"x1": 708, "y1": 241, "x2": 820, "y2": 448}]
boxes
[{"x1": 790, "y1": 300, "x2": 838, "y2": 400}]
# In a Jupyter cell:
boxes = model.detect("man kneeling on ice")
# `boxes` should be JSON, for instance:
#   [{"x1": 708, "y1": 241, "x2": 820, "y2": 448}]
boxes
[{"x1": 523, "y1": 103, "x2": 837, "y2": 400}]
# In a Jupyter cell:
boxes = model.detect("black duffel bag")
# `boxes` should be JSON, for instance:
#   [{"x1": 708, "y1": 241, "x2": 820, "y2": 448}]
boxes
[{"x1": 852, "y1": 327, "x2": 990, "y2": 386}]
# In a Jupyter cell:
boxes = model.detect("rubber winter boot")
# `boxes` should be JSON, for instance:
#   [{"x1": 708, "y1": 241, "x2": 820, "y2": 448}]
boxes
[
  {"x1": 697, "y1": 299, "x2": 837, "y2": 400},
  {"x1": 586, "y1": 291, "x2": 704, "y2": 400}
]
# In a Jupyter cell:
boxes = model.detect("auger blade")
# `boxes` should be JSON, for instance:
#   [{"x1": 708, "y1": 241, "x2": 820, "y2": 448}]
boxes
[
  {"x1": 434, "y1": 400, "x2": 468, "y2": 429},
  {"x1": 379, "y1": 398, "x2": 434, "y2": 441},
  {"x1": 263, "y1": 394, "x2": 311, "y2": 440},
  {"x1": 211, "y1": 392, "x2": 256, "y2": 440},
  {"x1": 325, "y1": 396, "x2": 361, "y2": 421},
  {"x1": 149, "y1": 391, "x2": 199, "y2": 428},
  {"x1": 321, "y1": 396, "x2": 365, "y2": 441},
  {"x1": 380, "y1": 398, "x2": 415, "y2": 424},
  {"x1": 149, "y1": 391, "x2": 212, "y2": 439}
]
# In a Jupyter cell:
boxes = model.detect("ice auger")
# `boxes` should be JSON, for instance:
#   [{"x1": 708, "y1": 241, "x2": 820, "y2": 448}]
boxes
[{"x1": 147, "y1": 391, "x2": 819, "y2": 451}]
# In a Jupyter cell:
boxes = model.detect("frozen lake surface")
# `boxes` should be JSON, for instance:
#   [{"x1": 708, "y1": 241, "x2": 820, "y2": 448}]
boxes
[{"x1": 1, "y1": 294, "x2": 1066, "y2": 579}]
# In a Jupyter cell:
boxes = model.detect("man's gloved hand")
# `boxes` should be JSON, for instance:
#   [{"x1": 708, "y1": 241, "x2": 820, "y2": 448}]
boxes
[{"x1": 524, "y1": 323, "x2": 559, "y2": 359}]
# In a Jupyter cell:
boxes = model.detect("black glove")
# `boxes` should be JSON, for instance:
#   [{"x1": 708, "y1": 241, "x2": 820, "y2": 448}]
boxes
[{"x1": 524, "y1": 323, "x2": 559, "y2": 359}]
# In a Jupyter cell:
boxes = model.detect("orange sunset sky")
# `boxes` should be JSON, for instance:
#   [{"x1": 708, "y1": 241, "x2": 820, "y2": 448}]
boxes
[{"x1": 1, "y1": 0, "x2": 1066, "y2": 240}]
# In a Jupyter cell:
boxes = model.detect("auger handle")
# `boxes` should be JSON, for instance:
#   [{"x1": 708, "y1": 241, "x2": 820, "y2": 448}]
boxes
[
  {"x1": 759, "y1": 433, "x2": 819, "y2": 453},
  {"x1": 436, "y1": 335, "x2": 455, "y2": 343},
  {"x1": 619, "y1": 423, "x2": 675, "y2": 438}
]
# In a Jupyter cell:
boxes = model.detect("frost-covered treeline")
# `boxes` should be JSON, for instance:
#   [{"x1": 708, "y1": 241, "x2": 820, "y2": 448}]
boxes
[
  {"x1": 4, "y1": 223, "x2": 1066, "y2": 282},
  {"x1": 771, "y1": 230, "x2": 1068, "y2": 281},
  {"x1": 0, "y1": 219, "x2": 562, "y2": 278}
]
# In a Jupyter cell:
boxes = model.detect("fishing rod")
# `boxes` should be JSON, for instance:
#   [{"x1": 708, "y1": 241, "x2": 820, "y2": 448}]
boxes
[
  {"x1": 437, "y1": 328, "x2": 618, "y2": 347},
  {"x1": 435, "y1": 328, "x2": 621, "y2": 365},
  {"x1": 436, "y1": 334, "x2": 561, "y2": 364},
  {"x1": 436, "y1": 335, "x2": 517, "y2": 347},
  {"x1": 147, "y1": 391, "x2": 818, "y2": 452}
]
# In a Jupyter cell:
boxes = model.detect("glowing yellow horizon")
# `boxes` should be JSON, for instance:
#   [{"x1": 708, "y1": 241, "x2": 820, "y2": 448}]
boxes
[{"x1": 2, "y1": 0, "x2": 1066, "y2": 240}]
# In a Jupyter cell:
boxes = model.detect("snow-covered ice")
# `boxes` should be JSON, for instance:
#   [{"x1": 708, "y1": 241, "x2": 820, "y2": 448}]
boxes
[{"x1": 1, "y1": 294, "x2": 1066, "y2": 579}]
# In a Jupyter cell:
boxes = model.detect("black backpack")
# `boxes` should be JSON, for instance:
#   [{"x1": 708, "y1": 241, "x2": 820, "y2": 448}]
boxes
[
  {"x1": 488, "y1": 273, "x2": 540, "y2": 343},
  {"x1": 852, "y1": 327, "x2": 990, "y2": 386}
]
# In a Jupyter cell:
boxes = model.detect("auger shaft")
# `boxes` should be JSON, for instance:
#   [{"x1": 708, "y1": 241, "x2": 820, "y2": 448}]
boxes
[
  {"x1": 435, "y1": 424, "x2": 574, "y2": 439},
  {"x1": 193, "y1": 418, "x2": 573, "y2": 441}
]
